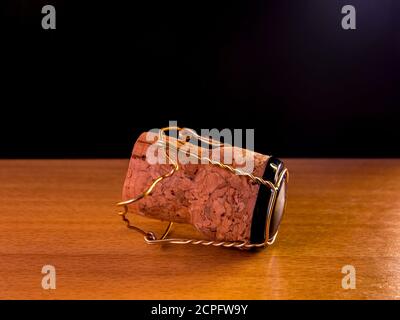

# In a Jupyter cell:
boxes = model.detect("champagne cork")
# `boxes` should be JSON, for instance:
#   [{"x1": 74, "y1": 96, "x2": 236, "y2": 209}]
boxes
[{"x1": 122, "y1": 131, "x2": 270, "y2": 242}]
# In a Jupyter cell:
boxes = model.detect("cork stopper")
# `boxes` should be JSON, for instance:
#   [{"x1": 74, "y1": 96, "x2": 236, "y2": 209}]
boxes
[{"x1": 122, "y1": 131, "x2": 269, "y2": 242}]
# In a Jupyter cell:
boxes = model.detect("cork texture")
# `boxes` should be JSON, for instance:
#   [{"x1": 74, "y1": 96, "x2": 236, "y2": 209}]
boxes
[{"x1": 122, "y1": 131, "x2": 269, "y2": 242}]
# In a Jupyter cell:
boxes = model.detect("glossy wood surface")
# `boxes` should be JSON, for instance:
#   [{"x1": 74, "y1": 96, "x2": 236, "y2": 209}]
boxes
[{"x1": 0, "y1": 159, "x2": 399, "y2": 299}]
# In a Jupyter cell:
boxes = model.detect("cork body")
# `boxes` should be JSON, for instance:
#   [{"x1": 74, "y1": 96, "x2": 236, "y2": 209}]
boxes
[{"x1": 122, "y1": 131, "x2": 269, "y2": 242}]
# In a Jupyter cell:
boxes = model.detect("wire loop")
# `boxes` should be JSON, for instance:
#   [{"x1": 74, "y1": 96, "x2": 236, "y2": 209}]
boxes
[{"x1": 116, "y1": 127, "x2": 288, "y2": 249}]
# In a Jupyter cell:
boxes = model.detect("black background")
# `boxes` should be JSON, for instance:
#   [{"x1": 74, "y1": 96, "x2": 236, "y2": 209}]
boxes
[{"x1": 1, "y1": 0, "x2": 399, "y2": 158}]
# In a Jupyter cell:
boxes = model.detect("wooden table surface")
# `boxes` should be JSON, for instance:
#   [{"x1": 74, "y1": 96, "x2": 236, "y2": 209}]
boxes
[{"x1": 0, "y1": 159, "x2": 399, "y2": 299}]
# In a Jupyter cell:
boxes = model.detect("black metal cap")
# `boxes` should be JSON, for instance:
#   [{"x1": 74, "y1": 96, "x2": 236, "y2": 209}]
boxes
[{"x1": 250, "y1": 157, "x2": 288, "y2": 244}]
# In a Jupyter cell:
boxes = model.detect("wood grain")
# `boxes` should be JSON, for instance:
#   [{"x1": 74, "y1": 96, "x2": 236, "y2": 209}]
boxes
[{"x1": 0, "y1": 159, "x2": 399, "y2": 299}]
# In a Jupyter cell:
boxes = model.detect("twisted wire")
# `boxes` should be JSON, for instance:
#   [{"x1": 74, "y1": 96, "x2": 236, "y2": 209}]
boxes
[{"x1": 117, "y1": 127, "x2": 282, "y2": 249}]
